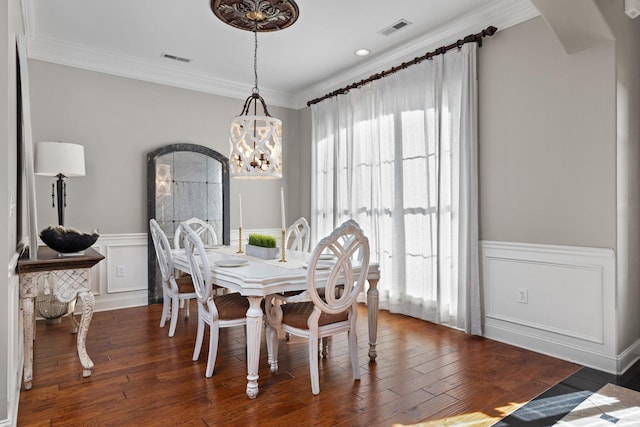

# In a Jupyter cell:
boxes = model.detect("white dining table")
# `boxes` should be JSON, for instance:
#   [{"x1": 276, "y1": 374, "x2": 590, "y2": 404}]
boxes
[{"x1": 172, "y1": 246, "x2": 380, "y2": 399}]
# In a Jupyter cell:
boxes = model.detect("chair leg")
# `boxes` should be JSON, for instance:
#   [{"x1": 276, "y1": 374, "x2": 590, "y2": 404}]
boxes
[
  {"x1": 160, "y1": 296, "x2": 170, "y2": 328},
  {"x1": 205, "y1": 322, "x2": 219, "y2": 378},
  {"x1": 265, "y1": 324, "x2": 279, "y2": 373},
  {"x1": 184, "y1": 298, "x2": 190, "y2": 318},
  {"x1": 320, "y1": 337, "x2": 328, "y2": 358},
  {"x1": 348, "y1": 328, "x2": 360, "y2": 381},
  {"x1": 309, "y1": 332, "x2": 320, "y2": 395},
  {"x1": 193, "y1": 312, "x2": 205, "y2": 361},
  {"x1": 168, "y1": 296, "x2": 179, "y2": 337}
]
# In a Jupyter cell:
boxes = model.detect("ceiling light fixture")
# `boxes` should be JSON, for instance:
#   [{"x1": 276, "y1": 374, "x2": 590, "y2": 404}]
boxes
[
  {"x1": 354, "y1": 49, "x2": 371, "y2": 57},
  {"x1": 212, "y1": 0, "x2": 299, "y2": 179}
]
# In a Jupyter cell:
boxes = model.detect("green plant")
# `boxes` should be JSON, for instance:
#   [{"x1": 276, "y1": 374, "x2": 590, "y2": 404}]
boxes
[{"x1": 248, "y1": 233, "x2": 276, "y2": 248}]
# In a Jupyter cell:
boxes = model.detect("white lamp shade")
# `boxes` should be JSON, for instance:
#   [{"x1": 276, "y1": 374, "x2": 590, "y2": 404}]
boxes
[
  {"x1": 35, "y1": 142, "x2": 86, "y2": 177},
  {"x1": 229, "y1": 115, "x2": 282, "y2": 179}
]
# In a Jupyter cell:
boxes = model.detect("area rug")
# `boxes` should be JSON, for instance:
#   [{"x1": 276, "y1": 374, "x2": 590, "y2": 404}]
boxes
[{"x1": 553, "y1": 383, "x2": 640, "y2": 426}]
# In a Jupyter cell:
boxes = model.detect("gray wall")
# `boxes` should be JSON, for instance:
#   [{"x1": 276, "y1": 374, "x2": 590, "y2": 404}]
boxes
[
  {"x1": 28, "y1": 60, "x2": 301, "y2": 233},
  {"x1": 597, "y1": 0, "x2": 640, "y2": 354},
  {"x1": 295, "y1": 15, "x2": 620, "y2": 249},
  {"x1": 478, "y1": 16, "x2": 617, "y2": 249}
]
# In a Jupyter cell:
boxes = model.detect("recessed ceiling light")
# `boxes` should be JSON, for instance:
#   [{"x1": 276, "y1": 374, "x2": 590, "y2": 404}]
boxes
[{"x1": 354, "y1": 49, "x2": 370, "y2": 57}]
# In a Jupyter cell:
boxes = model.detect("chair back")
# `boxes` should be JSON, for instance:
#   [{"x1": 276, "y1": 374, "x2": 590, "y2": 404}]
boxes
[
  {"x1": 149, "y1": 219, "x2": 174, "y2": 282},
  {"x1": 306, "y1": 219, "x2": 370, "y2": 315},
  {"x1": 174, "y1": 217, "x2": 218, "y2": 249},
  {"x1": 286, "y1": 217, "x2": 311, "y2": 252},
  {"x1": 180, "y1": 223, "x2": 214, "y2": 304}
]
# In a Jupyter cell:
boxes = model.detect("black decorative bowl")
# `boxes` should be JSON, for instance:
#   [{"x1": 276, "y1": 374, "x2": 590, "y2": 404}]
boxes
[{"x1": 40, "y1": 226, "x2": 99, "y2": 253}]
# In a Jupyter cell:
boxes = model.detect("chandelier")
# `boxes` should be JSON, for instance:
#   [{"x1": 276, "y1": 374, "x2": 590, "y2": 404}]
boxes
[{"x1": 212, "y1": 0, "x2": 299, "y2": 179}]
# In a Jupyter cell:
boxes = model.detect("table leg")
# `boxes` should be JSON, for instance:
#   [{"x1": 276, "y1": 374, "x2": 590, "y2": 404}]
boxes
[
  {"x1": 22, "y1": 296, "x2": 35, "y2": 390},
  {"x1": 76, "y1": 290, "x2": 95, "y2": 377},
  {"x1": 245, "y1": 296, "x2": 263, "y2": 399},
  {"x1": 366, "y1": 278, "x2": 379, "y2": 361}
]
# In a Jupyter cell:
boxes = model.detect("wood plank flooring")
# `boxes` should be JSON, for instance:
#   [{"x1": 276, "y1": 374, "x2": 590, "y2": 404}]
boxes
[{"x1": 18, "y1": 304, "x2": 579, "y2": 426}]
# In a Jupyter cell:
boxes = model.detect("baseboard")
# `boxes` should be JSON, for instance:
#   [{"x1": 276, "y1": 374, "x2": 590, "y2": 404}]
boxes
[
  {"x1": 484, "y1": 322, "x2": 618, "y2": 374},
  {"x1": 92, "y1": 292, "x2": 148, "y2": 312},
  {"x1": 617, "y1": 338, "x2": 640, "y2": 375}
]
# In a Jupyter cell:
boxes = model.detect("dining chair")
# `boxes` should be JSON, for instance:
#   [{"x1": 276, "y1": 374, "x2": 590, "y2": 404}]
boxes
[
  {"x1": 282, "y1": 217, "x2": 312, "y2": 341},
  {"x1": 285, "y1": 216, "x2": 311, "y2": 253},
  {"x1": 173, "y1": 217, "x2": 218, "y2": 249},
  {"x1": 175, "y1": 217, "x2": 225, "y2": 298},
  {"x1": 149, "y1": 219, "x2": 197, "y2": 337},
  {"x1": 265, "y1": 219, "x2": 370, "y2": 394},
  {"x1": 180, "y1": 223, "x2": 249, "y2": 378}
]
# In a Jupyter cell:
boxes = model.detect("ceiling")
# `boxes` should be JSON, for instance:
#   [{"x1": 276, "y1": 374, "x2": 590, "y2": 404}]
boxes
[{"x1": 22, "y1": 0, "x2": 539, "y2": 109}]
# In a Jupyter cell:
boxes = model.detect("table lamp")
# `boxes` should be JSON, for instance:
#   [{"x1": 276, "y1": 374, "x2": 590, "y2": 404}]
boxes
[{"x1": 35, "y1": 142, "x2": 85, "y2": 226}]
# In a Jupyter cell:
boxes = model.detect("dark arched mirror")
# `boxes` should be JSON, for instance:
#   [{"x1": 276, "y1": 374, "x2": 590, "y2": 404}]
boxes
[{"x1": 147, "y1": 143, "x2": 229, "y2": 304}]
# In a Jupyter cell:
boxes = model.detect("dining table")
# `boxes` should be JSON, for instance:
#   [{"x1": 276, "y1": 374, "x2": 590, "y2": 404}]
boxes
[{"x1": 172, "y1": 245, "x2": 380, "y2": 399}]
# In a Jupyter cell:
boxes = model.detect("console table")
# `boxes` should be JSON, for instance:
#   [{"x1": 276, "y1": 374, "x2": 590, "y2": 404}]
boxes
[{"x1": 17, "y1": 246, "x2": 104, "y2": 390}]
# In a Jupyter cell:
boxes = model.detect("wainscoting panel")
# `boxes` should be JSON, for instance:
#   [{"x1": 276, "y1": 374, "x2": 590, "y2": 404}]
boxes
[
  {"x1": 481, "y1": 241, "x2": 617, "y2": 373},
  {"x1": 88, "y1": 233, "x2": 148, "y2": 312}
]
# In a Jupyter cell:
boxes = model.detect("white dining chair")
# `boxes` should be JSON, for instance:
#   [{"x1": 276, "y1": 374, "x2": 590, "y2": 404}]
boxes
[
  {"x1": 265, "y1": 219, "x2": 370, "y2": 395},
  {"x1": 181, "y1": 223, "x2": 249, "y2": 378},
  {"x1": 149, "y1": 219, "x2": 197, "y2": 337},
  {"x1": 285, "y1": 217, "x2": 311, "y2": 253},
  {"x1": 175, "y1": 217, "x2": 225, "y2": 300},
  {"x1": 174, "y1": 217, "x2": 218, "y2": 249}
]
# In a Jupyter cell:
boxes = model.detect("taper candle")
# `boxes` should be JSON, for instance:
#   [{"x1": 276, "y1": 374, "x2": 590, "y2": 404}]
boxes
[
  {"x1": 280, "y1": 187, "x2": 286, "y2": 230},
  {"x1": 239, "y1": 193, "x2": 243, "y2": 228}
]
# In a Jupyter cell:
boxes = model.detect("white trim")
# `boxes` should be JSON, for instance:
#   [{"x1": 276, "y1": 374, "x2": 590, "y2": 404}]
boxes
[
  {"x1": 618, "y1": 338, "x2": 640, "y2": 375},
  {"x1": 484, "y1": 322, "x2": 619, "y2": 374},
  {"x1": 481, "y1": 240, "x2": 616, "y2": 259},
  {"x1": 26, "y1": 35, "x2": 295, "y2": 109}
]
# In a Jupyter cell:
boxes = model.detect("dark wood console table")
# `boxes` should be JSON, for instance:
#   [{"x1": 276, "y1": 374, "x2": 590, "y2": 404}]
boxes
[{"x1": 17, "y1": 246, "x2": 104, "y2": 390}]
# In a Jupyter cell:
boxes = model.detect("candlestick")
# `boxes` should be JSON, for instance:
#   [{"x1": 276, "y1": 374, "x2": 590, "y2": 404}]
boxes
[
  {"x1": 280, "y1": 187, "x2": 286, "y2": 231},
  {"x1": 237, "y1": 227, "x2": 244, "y2": 253},
  {"x1": 279, "y1": 229, "x2": 287, "y2": 262},
  {"x1": 239, "y1": 193, "x2": 243, "y2": 229}
]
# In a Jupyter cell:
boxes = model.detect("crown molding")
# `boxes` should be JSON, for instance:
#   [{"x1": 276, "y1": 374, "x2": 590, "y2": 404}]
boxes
[
  {"x1": 26, "y1": 36, "x2": 295, "y2": 108},
  {"x1": 22, "y1": 0, "x2": 538, "y2": 111},
  {"x1": 294, "y1": 0, "x2": 540, "y2": 109}
]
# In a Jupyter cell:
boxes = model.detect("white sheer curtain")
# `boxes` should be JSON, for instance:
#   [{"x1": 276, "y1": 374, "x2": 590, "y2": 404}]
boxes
[{"x1": 311, "y1": 44, "x2": 481, "y2": 334}]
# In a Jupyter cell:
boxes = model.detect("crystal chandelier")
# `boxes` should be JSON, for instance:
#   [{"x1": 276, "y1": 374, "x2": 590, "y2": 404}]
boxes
[{"x1": 212, "y1": 0, "x2": 299, "y2": 179}]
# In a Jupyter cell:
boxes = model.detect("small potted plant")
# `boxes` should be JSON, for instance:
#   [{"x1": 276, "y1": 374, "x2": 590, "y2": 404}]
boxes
[{"x1": 246, "y1": 233, "x2": 279, "y2": 259}]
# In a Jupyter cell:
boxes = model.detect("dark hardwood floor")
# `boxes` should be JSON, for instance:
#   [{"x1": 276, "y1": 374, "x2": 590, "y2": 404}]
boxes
[{"x1": 18, "y1": 303, "x2": 579, "y2": 426}]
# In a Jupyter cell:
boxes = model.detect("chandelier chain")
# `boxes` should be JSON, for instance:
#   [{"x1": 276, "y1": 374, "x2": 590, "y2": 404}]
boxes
[{"x1": 253, "y1": 22, "x2": 259, "y2": 94}]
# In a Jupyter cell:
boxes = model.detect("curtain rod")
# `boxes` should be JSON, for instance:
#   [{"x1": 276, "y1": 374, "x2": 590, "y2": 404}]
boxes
[{"x1": 307, "y1": 25, "x2": 498, "y2": 107}]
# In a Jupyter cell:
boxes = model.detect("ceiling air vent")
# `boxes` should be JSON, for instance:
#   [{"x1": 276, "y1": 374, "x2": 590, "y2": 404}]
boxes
[
  {"x1": 379, "y1": 19, "x2": 412, "y2": 36},
  {"x1": 161, "y1": 53, "x2": 192, "y2": 63}
]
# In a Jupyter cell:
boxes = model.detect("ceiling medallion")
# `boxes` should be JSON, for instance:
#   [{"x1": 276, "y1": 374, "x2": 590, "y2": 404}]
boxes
[{"x1": 211, "y1": 0, "x2": 299, "y2": 32}]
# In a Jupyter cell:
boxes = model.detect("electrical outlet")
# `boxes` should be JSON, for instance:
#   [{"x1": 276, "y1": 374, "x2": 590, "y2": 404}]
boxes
[
  {"x1": 116, "y1": 265, "x2": 126, "y2": 277},
  {"x1": 518, "y1": 288, "x2": 528, "y2": 304}
]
